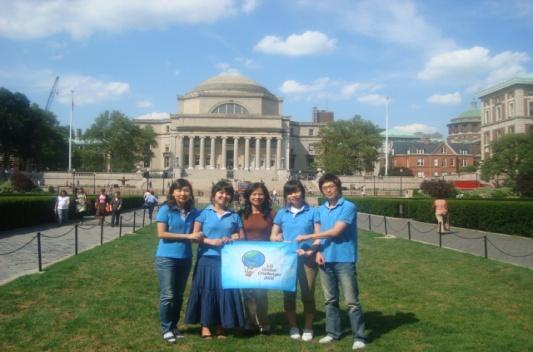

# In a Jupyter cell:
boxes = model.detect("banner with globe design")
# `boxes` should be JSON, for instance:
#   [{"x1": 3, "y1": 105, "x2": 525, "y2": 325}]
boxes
[{"x1": 221, "y1": 241, "x2": 298, "y2": 291}]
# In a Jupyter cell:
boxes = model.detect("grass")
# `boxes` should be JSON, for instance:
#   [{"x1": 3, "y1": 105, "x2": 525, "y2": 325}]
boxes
[{"x1": 0, "y1": 225, "x2": 532, "y2": 351}]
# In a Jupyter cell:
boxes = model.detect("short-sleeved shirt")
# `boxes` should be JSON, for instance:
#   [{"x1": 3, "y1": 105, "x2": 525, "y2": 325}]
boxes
[
  {"x1": 155, "y1": 204, "x2": 200, "y2": 259},
  {"x1": 317, "y1": 197, "x2": 358, "y2": 263},
  {"x1": 273, "y1": 203, "x2": 318, "y2": 250},
  {"x1": 196, "y1": 205, "x2": 243, "y2": 257},
  {"x1": 242, "y1": 210, "x2": 275, "y2": 241}
]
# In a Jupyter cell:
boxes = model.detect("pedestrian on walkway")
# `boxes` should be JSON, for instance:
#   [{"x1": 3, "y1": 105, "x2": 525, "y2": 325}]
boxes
[
  {"x1": 75, "y1": 188, "x2": 87, "y2": 223},
  {"x1": 433, "y1": 198, "x2": 450, "y2": 232},
  {"x1": 55, "y1": 190, "x2": 70, "y2": 226},
  {"x1": 145, "y1": 191, "x2": 158, "y2": 223},
  {"x1": 110, "y1": 191, "x2": 123, "y2": 227},
  {"x1": 95, "y1": 189, "x2": 108, "y2": 223},
  {"x1": 296, "y1": 173, "x2": 367, "y2": 350}
]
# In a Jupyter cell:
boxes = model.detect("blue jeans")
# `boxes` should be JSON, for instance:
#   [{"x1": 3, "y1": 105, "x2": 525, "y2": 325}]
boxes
[
  {"x1": 155, "y1": 256, "x2": 192, "y2": 334},
  {"x1": 319, "y1": 262, "x2": 365, "y2": 342}
]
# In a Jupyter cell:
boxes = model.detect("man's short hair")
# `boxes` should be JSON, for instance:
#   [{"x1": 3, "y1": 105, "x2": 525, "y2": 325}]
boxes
[{"x1": 318, "y1": 173, "x2": 342, "y2": 194}]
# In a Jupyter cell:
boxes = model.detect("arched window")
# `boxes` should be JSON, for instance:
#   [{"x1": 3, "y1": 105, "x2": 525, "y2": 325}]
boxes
[{"x1": 211, "y1": 103, "x2": 248, "y2": 114}]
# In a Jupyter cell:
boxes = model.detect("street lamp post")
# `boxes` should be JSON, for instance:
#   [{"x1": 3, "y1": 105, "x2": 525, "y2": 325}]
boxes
[
  {"x1": 384, "y1": 96, "x2": 390, "y2": 177},
  {"x1": 399, "y1": 168, "x2": 403, "y2": 197}
]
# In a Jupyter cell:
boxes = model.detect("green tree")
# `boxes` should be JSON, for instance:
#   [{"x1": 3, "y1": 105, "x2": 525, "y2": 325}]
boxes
[
  {"x1": 83, "y1": 111, "x2": 157, "y2": 172},
  {"x1": 481, "y1": 133, "x2": 533, "y2": 197},
  {"x1": 315, "y1": 116, "x2": 382, "y2": 175}
]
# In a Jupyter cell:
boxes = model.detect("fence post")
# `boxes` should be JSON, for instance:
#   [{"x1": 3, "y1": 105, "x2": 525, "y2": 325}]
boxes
[
  {"x1": 368, "y1": 214, "x2": 372, "y2": 232},
  {"x1": 37, "y1": 232, "x2": 42, "y2": 272},
  {"x1": 100, "y1": 220, "x2": 104, "y2": 246},
  {"x1": 142, "y1": 208, "x2": 146, "y2": 227},
  {"x1": 75, "y1": 224, "x2": 78, "y2": 255},
  {"x1": 133, "y1": 211, "x2": 136, "y2": 232},
  {"x1": 407, "y1": 221, "x2": 411, "y2": 240},
  {"x1": 484, "y1": 236, "x2": 488, "y2": 259},
  {"x1": 438, "y1": 225, "x2": 442, "y2": 248},
  {"x1": 119, "y1": 216, "x2": 123, "y2": 238},
  {"x1": 383, "y1": 215, "x2": 388, "y2": 235}
]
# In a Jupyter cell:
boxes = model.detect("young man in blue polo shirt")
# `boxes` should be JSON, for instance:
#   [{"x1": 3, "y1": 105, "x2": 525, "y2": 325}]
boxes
[{"x1": 296, "y1": 173, "x2": 366, "y2": 350}]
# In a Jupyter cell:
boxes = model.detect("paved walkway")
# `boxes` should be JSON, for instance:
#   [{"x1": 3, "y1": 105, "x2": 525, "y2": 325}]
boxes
[
  {"x1": 1, "y1": 209, "x2": 531, "y2": 286},
  {"x1": 358, "y1": 212, "x2": 533, "y2": 269},
  {"x1": 0, "y1": 208, "x2": 157, "y2": 285}
]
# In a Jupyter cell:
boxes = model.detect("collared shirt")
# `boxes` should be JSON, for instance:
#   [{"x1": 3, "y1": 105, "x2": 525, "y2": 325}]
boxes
[
  {"x1": 317, "y1": 196, "x2": 357, "y2": 263},
  {"x1": 155, "y1": 203, "x2": 200, "y2": 259},
  {"x1": 196, "y1": 205, "x2": 243, "y2": 257},
  {"x1": 273, "y1": 203, "x2": 318, "y2": 250}
]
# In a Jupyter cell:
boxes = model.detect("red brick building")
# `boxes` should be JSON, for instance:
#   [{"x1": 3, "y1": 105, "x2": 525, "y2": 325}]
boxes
[{"x1": 390, "y1": 140, "x2": 475, "y2": 177}]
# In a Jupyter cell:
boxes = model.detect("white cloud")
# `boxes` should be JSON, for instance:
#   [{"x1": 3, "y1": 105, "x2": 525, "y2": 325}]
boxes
[
  {"x1": 255, "y1": 31, "x2": 336, "y2": 56},
  {"x1": 242, "y1": 0, "x2": 260, "y2": 13},
  {"x1": 357, "y1": 94, "x2": 389, "y2": 106},
  {"x1": 279, "y1": 78, "x2": 330, "y2": 94},
  {"x1": 394, "y1": 123, "x2": 437, "y2": 134},
  {"x1": 427, "y1": 92, "x2": 461, "y2": 106},
  {"x1": 297, "y1": 0, "x2": 455, "y2": 53},
  {"x1": 341, "y1": 83, "x2": 383, "y2": 98},
  {"x1": 0, "y1": 0, "x2": 241, "y2": 40},
  {"x1": 215, "y1": 63, "x2": 240, "y2": 76},
  {"x1": 136, "y1": 100, "x2": 153, "y2": 108},
  {"x1": 418, "y1": 46, "x2": 530, "y2": 87}
]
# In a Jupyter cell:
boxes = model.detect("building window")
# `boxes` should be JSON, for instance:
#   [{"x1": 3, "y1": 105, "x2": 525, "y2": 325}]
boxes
[
  {"x1": 164, "y1": 156, "x2": 169, "y2": 168},
  {"x1": 416, "y1": 148, "x2": 425, "y2": 154},
  {"x1": 495, "y1": 106, "x2": 501, "y2": 121},
  {"x1": 461, "y1": 159, "x2": 468, "y2": 167},
  {"x1": 165, "y1": 145, "x2": 169, "y2": 152},
  {"x1": 441, "y1": 147, "x2": 446, "y2": 153},
  {"x1": 442, "y1": 159, "x2": 447, "y2": 167},
  {"x1": 509, "y1": 102, "x2": 514, "y2": 118},
  {"x1": 211, "y1": 103, "x2": 248, "y2": 114},
  {"x1": 166, "y1": 126, "x2": 170, "y2": 133},
  {"x1": 450, "y1": 159, "x2": 455, "y2": 167},
  {"x1": 417, "y1": 158, "x2": 424, "y2": 166},
  {"x1": 417, "y1": 171, "x2": 424, "y2": 177},
  {"x1": 433, "y1": 159, "x2": 438, "y2": 167},
  {"x1": 529, "y1": 101, "x2": 533, "y2": 117},
  {"x1": 434, "y1": 172, "x2": 439, "y2": 176},
  {"x1": 485, "y1": 110, "x2": 490, "y2": 124},
  {"x1": 308, "y1": 129, "x2": 314, "y2": 136}
]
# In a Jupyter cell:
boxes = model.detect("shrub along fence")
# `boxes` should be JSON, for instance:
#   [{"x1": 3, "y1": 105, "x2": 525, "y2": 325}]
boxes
[
  {"x1": 345, "y1": 197, "x2": 533, "y2": 238},
  {"x1": 0, "y1": 195, "x2": 144, "y2": 231}
]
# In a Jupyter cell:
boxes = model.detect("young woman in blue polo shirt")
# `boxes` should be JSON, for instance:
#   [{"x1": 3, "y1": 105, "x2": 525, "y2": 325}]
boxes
[
  {"x1": 155, "y1": 179, "x2": 204, "y2": 344},
  {"x1": 185, "y1": 180, "x2": 245, "y2": 339},
  {"x1": 271, "y1": 180, "x2": 320, "y2": 342}
]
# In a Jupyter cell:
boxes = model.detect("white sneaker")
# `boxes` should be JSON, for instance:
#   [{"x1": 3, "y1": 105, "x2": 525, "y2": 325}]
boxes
[
  {"x1": 319, "y1": 335, "x2": 335, "y2": 344},
  {"x1": 352, "y1": 340, "x2": 366, "y2": 350},
  {"x1": 289, "y1": 327, "x2": 300, "y2": 340},
  {"x1": 162, "y1": 331, "x2": 176, "y2": 344},
  {"x1": 301, "y1": 329, "x2": 313, "y2": 342}
]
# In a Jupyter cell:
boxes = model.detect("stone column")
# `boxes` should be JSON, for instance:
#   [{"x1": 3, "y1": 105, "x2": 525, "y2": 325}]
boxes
[
  {"x1": 276, "y1": 137, "x2": 281, "y2": 170},
  {"x1": 209, "y1": 137, "x2": 215, "y2": 169},
  {"x1": 285, "y1": 133, "x2": 290, "y2": 170},
  {"x1": 199, "y1": 136, "x2": 205, "y2": 169},
  {"x1": 233, "y1": 137, "x2": 239, "y2": 170},
  {"x1": 244, "y1": 137, "x2": 250, "y2": 170},
  {"x1": 255, "y1": 137, "x2": 261, "y2": 170},
  {"x1": 266, "y1": 137, "x2": 271, "y2": 170},
  {"x1": 177, "y1": 136, "x2": 184, "y2": 169},
  {"x1": 188, "y1": 136, "x2": 194, "y2": 169},
  {"x1": 221, "y1": 137, "x2": 227, "y2": 170}
]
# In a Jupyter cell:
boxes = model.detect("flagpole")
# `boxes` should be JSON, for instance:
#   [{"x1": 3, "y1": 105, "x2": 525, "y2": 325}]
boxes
[
  {"x1": 69, "y1": 90, "x2": 74, "y2": 172},
  {"x1": 385, "y1": 96, "x2": 390, "y2": 177}
]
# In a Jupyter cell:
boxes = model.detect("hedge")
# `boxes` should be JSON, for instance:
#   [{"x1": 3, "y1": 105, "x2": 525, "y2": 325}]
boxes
[
  {"x1": 340, "y1": 197, "x2": 533, "y2": 238},
  {"x1": 0, "y1": 195, "x2": 144, "y2": 232}
]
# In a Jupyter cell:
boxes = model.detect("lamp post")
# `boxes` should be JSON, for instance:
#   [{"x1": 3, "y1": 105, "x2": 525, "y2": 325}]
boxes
[
  {"x1": 399, "y1": 168, "x2": 403, "y2": 196},
  {"x1": 68, "y1": 90, "x2": 74, "y2": 172},
  {"x1": 384, "y1": 96, "x2": 390, "y2": 177}
]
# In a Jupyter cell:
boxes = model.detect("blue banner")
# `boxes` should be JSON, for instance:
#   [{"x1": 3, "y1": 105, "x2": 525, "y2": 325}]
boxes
[{"x1": 221, "y1": 241, "x2": 298, "y2": 292}]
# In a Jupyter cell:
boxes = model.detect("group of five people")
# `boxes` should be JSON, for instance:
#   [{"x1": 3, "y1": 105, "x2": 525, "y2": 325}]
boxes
[{"x1": 154, "y1": 173, "x2": 367, "y2": 350}]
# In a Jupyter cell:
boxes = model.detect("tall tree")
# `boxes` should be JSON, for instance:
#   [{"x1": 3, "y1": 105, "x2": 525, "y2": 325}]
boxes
[
  {"x1": 315, "y1": 116, "x2": 382, "y2": 175},
  {"x1": 481, "y1": 133, "x2": 533, "y2": 197},
  {"x1": 83, "y1": 111, "x2": 157, "y2": 172}
]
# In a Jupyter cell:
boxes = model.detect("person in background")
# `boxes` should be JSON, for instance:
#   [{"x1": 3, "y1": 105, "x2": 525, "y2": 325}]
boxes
[
  {"x1": 271, "y1": 180, "x2": 320, "y2": 342},
  {"x1": 95, "y1": 188, "x2": 108, "y2": 223},
  {"x1": 296, "y1": 173, "x2": 366, "y2": 350},
  {"x1": 155, "y1": 179, "x2": 204, "y2": 344},
  {"x1": 239, "y1": 182, "x2": 275, "y2": 335},
  {"x1": 433, "y1": 197, "x2": 450, "y2": 232},
  {"x1": 75, "y1": 188, "x2": 87, "y2": 223},
  {"x1": 110, "y1": 191, "x2": 123, "y2": 227},
  {"x1": 55, "y1": 189, "x2": 70, "y2": 226},
  {"x1": 145, "y1": 190, "x2": 158, "y2": 222},
  {"x1": 185, "y1": 180, "x2": 245, "y2": 339}
]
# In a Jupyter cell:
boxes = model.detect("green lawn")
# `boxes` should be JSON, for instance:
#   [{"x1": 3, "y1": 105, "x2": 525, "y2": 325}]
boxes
[{"x1": 1, "y1": 225, "x2": 532, "y2": 351}]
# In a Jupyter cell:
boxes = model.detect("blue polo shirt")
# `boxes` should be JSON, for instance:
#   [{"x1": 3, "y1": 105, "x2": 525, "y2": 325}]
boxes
[
  {"x1": 317, "y1": 197, "x2": 358, "y2": 263},
  {"x1": 273, "y1": 203, "x2": 319, "y2": 250},
  {"x1": 196, "y1": 205, "x2": 243, "y2": 257},
  {"x1": 155, "y1": 203, "x2": 200, "y2": 259}
]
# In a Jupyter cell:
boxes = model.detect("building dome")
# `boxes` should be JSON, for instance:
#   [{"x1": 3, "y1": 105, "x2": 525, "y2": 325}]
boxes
[{"x1": 184, "y1": 74, "x2": 277, "y2": 99}]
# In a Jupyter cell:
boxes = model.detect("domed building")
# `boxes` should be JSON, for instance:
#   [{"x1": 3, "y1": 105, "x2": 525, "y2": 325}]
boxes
[
  {"x1": 446, "y1": 101, "x2": 481, "y2": 161},
  {"x1": 134, "y1": 74, "x2": 325, "y2": 183}
]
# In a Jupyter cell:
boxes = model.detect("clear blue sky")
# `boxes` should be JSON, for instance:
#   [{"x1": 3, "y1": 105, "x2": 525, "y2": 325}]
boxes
[{"x1": 1, "y1": 0, "x2": 532, "y2": 135}]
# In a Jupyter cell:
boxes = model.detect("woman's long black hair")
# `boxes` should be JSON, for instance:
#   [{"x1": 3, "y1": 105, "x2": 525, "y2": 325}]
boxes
[
  {"x1": 166, "y1": 178, "x2": 195, "y2": 212},
  {"x1": 240, "y1": 182, "x2": 272, "y2": 219}
]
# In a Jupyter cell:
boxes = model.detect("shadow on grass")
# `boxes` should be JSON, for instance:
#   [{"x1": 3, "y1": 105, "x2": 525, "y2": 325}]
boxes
[{"x1": 365, "y1": 311, "x2": 419, "y2": 342}]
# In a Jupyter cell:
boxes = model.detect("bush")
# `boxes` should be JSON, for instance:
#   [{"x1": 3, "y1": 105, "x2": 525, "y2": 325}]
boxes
[
  {"x1": 0, "y1": 180, "x2": 15, "y2": 193},
  {"x1": 10, "y1": 172, "x2": 35, "y2": 192},
  {"x1": 420, "y1": 179, "x2": 456, "y2": 198}
]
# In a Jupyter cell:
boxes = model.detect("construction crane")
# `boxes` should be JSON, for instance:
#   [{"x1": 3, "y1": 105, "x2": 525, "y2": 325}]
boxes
[{"x1": 45, "y1": 76, "x2": 59, "y2": 111}]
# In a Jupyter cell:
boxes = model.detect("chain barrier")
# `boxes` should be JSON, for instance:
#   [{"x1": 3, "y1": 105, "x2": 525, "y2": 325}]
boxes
[
  {"x1": 0, "y1": 235, "x2": 37, "y2": 255},
  {"x1": 370, "y1": 217, "x2": 385, "y2": 227},
  {"x1": 385, "y1": 221, "x2": 408, "y2": 234},
  {"x1": 450, "y1": 232, "x2": 486, "y2": 240},
  {"x1": 78, "y1": 224, "x2": 99, "y2": 230},
  {"x1": 410, "y1": 223, "x2": 439, "y2": 234},
  {"x1": 41, "y1": 226, "x2": 76, "y2": 239},
  {"x1": 486, "y1": 237, "x2": 533, "y2": 258}
]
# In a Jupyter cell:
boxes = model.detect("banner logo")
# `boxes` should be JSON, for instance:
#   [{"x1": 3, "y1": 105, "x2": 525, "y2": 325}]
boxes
[{"x1": 242, "y1": 250, "x2": 265, "y2": 276}]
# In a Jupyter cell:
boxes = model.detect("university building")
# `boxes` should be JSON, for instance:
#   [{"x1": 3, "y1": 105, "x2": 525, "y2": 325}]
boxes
[{"x1": 134, "y1": 75, "x2": 326, "y2": 183}]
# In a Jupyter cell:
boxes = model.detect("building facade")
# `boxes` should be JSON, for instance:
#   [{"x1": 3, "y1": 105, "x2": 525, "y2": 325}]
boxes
[
  {"x1": 134, "y1": 75, "x2": 325, "y2": 181},
  {"x1": 446, "y1": 101, "x2": 481, "y2": 163},
  {"x1": 478, "y1": 75, "x2": 533, "y2": 160}
]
